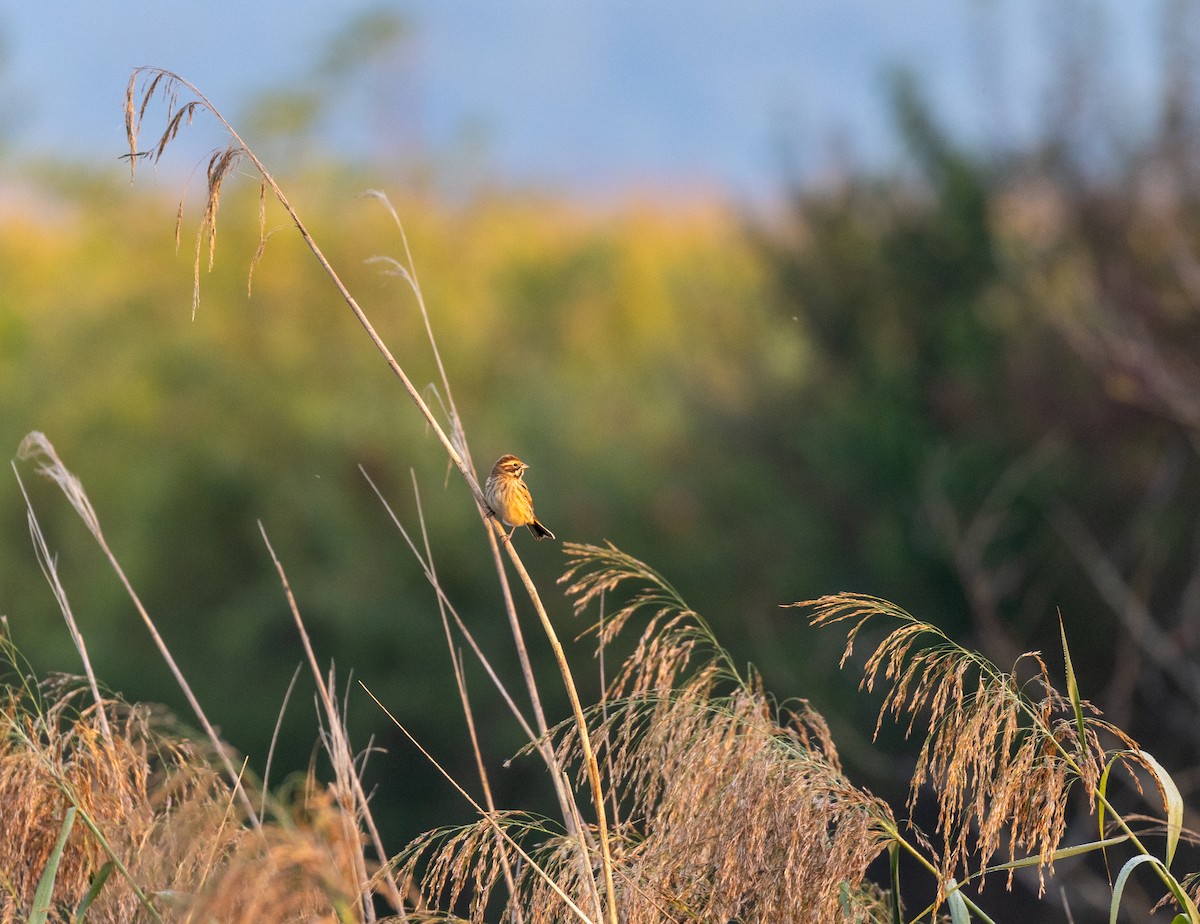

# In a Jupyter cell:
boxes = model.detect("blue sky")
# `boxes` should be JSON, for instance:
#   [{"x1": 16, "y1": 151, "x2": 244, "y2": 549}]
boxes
[{"x1": 0, "y1": 1, "x2": 1169, "y2": 201}]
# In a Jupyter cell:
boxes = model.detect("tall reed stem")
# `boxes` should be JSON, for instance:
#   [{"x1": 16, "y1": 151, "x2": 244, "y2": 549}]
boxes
[{"x1": 126, "y1": 68, "x2": 620, "y2": 922}]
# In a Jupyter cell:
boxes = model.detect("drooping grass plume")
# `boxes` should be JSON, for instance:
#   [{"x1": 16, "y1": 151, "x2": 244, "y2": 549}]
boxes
[
  {"x1": 384, "y1": 544, "x2": 898, "y2": 922},
  {"x1": 603, "y1": 684, "x2": 894, "y2": 923},
  {"x1": 797, "y1": 593, "x2": 1138, "y2": 895},
  {"x1": 478, "y1": 545, "x2": 901, "y2": 921},
  {"x1": 559, "y1": 540, "x2": 742, "y2": 699},
  {"x1": 564, "y1": 545, "x2": 896, "y2": 922},
  {"x1": 257, "y1": 522, "x2": 407, "y2": 917},
  {"x1": 394, "y1": 673, "x2": 897, "y2": 923}
]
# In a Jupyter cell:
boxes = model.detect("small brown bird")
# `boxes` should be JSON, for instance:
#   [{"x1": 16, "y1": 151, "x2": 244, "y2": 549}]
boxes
[{"x1": 485, "y1": 454, "x2": 555, "y2": 541}]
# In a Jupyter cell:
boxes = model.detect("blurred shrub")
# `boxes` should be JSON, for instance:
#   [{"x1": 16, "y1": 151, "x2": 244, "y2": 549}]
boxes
[{"x1": 750, "y1": 70, "x2": 1200, "y2": 806}]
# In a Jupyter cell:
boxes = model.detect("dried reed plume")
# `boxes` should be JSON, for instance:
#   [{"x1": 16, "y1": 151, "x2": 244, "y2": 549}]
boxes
[
  {"x1": 391, "y1": 544, "x2": 895, "y2": 922},
  {"x1": 798, "y1": 593, "x2": 1141, "y2": 897},
  {"x1": 562, "y1": 545, "x2": 895, "y2": 922}
]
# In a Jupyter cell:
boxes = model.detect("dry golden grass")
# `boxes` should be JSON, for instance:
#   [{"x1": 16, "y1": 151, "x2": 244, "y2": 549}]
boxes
[
  {"x1": 388, "y1": 544, "x2": 896, "y2": 923},
  {"x1": 183, "y1": 784, "x2": 371, "y2": 924},
  {"x1": 595, "y1": 684, "x2": 894, "y2": 922},
  {"x1": 0, "y1": 665, "x2": 229, "y2": 921},
  {"x1": 801, "y1": 593, "x2": 1142, "y2": 898},
  {"x1": 395, "y1": 692, "x2": 894, "y2": 923},
  {"x1": 0, "y1": 643, "x2": 393, "y2": 923},
  {"x1": 8, "y1": 530, "x2": 1189, "y2": 922}
]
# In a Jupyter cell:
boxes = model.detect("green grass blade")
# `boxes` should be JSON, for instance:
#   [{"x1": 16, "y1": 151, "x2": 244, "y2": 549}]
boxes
[
  {"x1": 1059, "y1": 614, "x2": 1087, "y2": 747},
  {"x1": 29, "y1": 805, "x2": 77, "y2": 924},
  {"x1": 1098, "y1": 754, "x2": 1122, "y2": 842},
  {"x1": 889, "y1": 842, "x2": 902, "y2": 924},
  {"x1": 985, "y1": 835, "x2": 1130, "y2": 872},
  {"x1": 1104, "y1": 833, "x2": 1197, "y2": 924},
  {"x1": 1138, "y1": 749, "x2": 1184, "y2": 869},
  {"x1": 1111, "y1": 855, "x2": 1161, "y2": 924},
  {"x1": 74, "y1": 861, "x2": 114, "y2": 922},
  {"x1": 946, "y1": 878, "x2": 971, "y2": 924}
]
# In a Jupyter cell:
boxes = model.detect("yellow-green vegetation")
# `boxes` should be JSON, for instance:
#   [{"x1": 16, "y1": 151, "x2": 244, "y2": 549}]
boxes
[{"x1": 0, "y1": 161, "x2": 783, "y2": 807}]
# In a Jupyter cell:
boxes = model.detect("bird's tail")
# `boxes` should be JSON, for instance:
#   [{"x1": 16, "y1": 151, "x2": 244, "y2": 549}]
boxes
[{"x1": 527, "y1": 519, "x2": 555, "y2": 541}]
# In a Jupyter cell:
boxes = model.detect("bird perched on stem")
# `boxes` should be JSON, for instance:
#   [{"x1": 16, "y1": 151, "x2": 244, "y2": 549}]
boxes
[{"x1": 485, "y1": 454, "x2": 555, "y2": 541}]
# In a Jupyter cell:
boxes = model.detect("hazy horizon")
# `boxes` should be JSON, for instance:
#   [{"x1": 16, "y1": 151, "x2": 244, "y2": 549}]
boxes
[{"x1": 0, "y1": 1, "x2": 1174, "y2": 201}]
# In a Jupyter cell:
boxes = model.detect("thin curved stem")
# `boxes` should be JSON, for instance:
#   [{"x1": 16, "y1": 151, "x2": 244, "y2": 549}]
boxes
[
  {"x1": 127, "y1": 68, "x2": 620, "y2": 921},
  {"x1": 495, "y1": 521, "x2": 618, "y2": 923}
]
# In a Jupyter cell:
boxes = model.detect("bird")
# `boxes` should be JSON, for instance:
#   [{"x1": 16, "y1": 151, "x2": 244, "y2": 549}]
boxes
[{"x1": 485, "y1": 454, "x2": 555, "y2": 541}]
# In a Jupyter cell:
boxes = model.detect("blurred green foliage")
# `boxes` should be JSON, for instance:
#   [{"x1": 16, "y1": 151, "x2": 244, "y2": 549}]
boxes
[
  {"x1": 0, "y1": 162, "x2": 782, "y2": 840},
  {"x1": 4, "y1": 57, "x2": 1200, "y2": 881}
]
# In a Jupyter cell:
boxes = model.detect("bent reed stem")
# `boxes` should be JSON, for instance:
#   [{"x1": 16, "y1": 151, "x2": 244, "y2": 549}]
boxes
[
  {"x1": 127, "y1": 68, "x2": 619, "y2": 922},
  {"x1": 373, "y1": 188, "x2": 593, "y2": 880},
  {"x1": 495, "y1": 520, "x2": 618, "y2": 923}
]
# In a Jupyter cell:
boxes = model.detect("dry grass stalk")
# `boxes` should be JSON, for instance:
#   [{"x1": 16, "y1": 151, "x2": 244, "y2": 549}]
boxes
[
  {"x1": 360, "y1": 469, "x2": 537, "y2": 743},
  {"x1": 800, "y1": 592, "x2": 1138, "y2": 897},
  {"x1": 124, "y1": 69, "x2": 617, "y2": 920},
  {"x1": 410, "y1": 471, "x2": 524, "y2": 921},
  {"x1": 363, "y1": 470, "x2": 595, "y2": 920},
  {"x1": 258, "y1": 524, "x2": 406, "y2": 918},
  {"x1": 16, "y1": 431, "x2": 261, "y2": 832}
]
